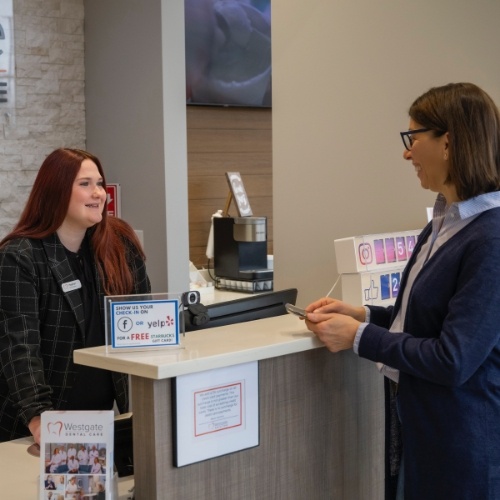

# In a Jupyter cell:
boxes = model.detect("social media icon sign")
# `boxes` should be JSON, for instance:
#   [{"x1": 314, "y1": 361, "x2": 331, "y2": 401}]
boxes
[{"x1": 358, "y1": 243, "x2": 373, "y2": 265}]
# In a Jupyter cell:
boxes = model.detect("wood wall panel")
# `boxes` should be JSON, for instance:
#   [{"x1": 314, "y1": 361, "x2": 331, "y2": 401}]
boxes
[
  {"x1": 188, "y1": 128, "x2": 272, "y2": 153},
  {"x1": 187, "y1": 105, "x2": 271, "y2": 130},
  {"x1": 187, "y1": 106, "x2": 273, "y2": 268},
  {"x1": 189, "y1": 175, "x2": 272, "y2": 200},
  {"x1": 188, "y1": 153, "x2": 271, "y2": 175}
]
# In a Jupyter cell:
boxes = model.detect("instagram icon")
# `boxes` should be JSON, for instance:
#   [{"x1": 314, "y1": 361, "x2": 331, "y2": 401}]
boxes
[{"x1": 358, "y1": 243, "x2": 373, "y2": 265}]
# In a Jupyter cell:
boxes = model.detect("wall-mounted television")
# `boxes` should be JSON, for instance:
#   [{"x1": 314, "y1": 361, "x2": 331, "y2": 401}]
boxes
[{"x1": 184, "y1": 0, "x2": 272, "y2": 108}]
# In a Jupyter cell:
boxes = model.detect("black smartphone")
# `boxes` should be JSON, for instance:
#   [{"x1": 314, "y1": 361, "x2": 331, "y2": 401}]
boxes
[{"x1": 285, "y1": 303, "x2": 308, "y2": 319}]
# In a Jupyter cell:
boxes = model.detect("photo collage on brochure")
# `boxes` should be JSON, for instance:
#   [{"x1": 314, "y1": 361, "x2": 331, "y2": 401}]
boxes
[{"x1": 43, "y1": 441, "x2": 108, "y2": 499}]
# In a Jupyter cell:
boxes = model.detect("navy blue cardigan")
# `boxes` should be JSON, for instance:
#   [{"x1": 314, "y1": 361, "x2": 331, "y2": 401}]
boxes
[{"x1": 362, "y1": 208, "x2": 500, "y2": 500}]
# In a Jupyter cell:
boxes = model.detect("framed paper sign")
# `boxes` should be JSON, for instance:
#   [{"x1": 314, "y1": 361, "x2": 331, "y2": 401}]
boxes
[{"x1": 173, "y1": 361, "x2": 259, "y2": 466}]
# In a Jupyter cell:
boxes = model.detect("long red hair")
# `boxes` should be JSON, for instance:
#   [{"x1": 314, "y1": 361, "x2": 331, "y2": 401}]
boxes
[{"x1": 0, "y1": 148, "x2": 145, "y2": 295}]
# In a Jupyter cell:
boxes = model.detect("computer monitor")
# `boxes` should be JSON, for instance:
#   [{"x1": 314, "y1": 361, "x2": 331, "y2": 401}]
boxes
[{"x1": 182, "y1": 288, "x2": 298, "y2": 332}]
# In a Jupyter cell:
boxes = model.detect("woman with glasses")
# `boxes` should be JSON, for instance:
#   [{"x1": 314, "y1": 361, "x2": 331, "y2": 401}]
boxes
[
  {"x1": 0, "y1": 148, "x2": 151, "y2": 445},
  {"x1": 303, "y1": 83, "x2": 500, "y2": 500}
]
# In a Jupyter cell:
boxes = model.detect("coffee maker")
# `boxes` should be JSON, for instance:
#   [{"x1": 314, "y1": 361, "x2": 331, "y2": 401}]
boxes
[{"x1": 211, "y1": 172, "x2": 273, "y2": 292}]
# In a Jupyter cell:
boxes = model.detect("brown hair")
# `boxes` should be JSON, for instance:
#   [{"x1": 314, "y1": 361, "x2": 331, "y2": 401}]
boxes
[
  {"x1": 409, "y1": 82, "x2": 500, "y2": 200},
  {"x1": 0, "y1": 148, "x2": 145, "y2": 295}
]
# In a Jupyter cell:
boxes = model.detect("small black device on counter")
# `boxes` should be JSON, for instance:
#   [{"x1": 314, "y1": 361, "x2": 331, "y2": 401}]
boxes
[{"x1": 183, "y1": 288, "x2": 298, "y2": 332}]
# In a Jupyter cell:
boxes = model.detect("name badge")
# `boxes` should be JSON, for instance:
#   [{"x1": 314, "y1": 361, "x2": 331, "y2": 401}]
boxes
[{"x1": 62, "y1": 280, "x2": 82, "y2": 293}]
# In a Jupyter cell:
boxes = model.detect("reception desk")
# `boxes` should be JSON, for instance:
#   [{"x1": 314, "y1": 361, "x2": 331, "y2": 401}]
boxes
[{"x1": 74, "y1": 314, "x2": 385, "y2": 499}]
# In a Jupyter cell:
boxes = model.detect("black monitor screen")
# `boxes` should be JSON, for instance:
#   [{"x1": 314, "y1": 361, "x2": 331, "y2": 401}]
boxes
[{"x1": 183, "y1": 288, "x2": 298, "y2": 332}]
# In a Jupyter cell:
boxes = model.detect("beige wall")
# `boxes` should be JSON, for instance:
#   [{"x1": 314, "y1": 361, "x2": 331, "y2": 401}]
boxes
[
  {"x1": 272, "y1": 0, "x2": 500, "y2": 305},
  {"x1": 271, "y1": 3, "x2": 500, "y2": 498}
]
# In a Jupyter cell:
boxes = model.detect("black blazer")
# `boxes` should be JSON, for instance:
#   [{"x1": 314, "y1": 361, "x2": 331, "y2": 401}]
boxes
[{"x1": 0, "y1": 232, "x2": 151, "y2": 441}]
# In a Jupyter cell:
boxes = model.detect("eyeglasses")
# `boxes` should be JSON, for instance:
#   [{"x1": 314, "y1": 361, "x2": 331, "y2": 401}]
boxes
[{"x1": 400, "y1": 128, "x2": 431, "y2": 151}]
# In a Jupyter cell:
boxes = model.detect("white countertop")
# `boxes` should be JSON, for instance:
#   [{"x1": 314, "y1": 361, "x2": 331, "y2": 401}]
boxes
[{"x1": 74, "y1": 314, "x2": 322, "y2": 380}]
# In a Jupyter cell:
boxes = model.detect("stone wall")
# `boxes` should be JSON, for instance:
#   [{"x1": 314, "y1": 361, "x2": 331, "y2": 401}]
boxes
[{"x1": 0, "y1": 0, "x2": 85, "y2": 237}]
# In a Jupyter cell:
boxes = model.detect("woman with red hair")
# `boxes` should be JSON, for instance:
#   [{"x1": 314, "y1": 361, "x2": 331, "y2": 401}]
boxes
[{"x1": 0, "y1": 148, "x2": 151, "y2": 444}]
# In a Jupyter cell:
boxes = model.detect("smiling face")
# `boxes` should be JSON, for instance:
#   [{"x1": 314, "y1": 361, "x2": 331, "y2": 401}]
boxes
[
  {"x1": 403, "y1": 120, "x2": 458, "y2": 204},
  {"x1": 62, "y1": 159, "x2": 107, "y2": 233}
]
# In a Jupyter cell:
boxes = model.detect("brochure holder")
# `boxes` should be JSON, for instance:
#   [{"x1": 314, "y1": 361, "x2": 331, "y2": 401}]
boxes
[
  {"x1": 40, "y1": 410, "x2": 115, "y2": 499},
  {"x1": 104, "y1": 292, "x2": 187, "y2": 353}
]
